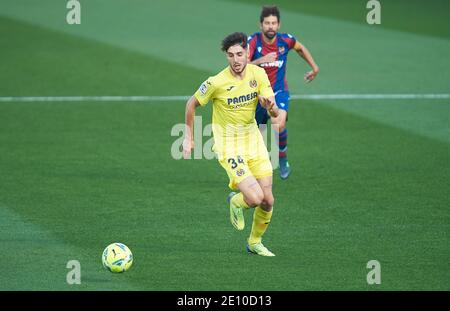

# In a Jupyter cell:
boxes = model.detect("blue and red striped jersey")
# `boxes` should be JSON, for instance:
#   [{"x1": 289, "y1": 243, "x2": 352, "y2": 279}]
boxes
[{"x1": 248, "y1": 32, "x2": 297, "y2": 92}]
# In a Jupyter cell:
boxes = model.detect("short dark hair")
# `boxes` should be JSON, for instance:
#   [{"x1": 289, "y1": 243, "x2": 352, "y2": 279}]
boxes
[
  {"x1": 260, "y1": 5, "x2": 280, "y2": 23},
  {"x1": 221, "y1": 32, "x2": 248, "y2": 52}
]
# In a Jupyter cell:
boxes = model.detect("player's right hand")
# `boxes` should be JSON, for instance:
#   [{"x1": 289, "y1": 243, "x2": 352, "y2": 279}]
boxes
[
  {"x1": 304, "y1": 67, "x2": 319, "y2": 83},
  {"x1": 267, "y1": 102, "x2": 279, "y2": 118},
  {"x1": 259, "y1": 96, "x2": 279, "y2": 118},
  {"x1": 182, "y1": 138, "x2": 193, "y2": 159}
]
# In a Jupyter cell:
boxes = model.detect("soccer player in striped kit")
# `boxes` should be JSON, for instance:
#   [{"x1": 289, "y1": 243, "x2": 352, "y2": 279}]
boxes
[{"x1": 248, "y1": 5, "x2": 319, "y2": 179}]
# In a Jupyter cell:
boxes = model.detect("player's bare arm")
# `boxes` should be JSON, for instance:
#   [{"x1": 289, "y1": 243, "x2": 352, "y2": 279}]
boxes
[
  {"x1": 259, "y1": 95, "x2": 279, "y2": 118},
  {"x1": 293, "y1": 41, "x2": 319, "y2": 83},
  {"x1": 183, "y1": 95, "x2": 200, "y2": 159}
]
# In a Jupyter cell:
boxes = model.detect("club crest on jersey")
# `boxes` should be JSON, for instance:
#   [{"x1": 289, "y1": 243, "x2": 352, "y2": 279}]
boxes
[
  {"x1": 236, "y1": 169, "x2": 245, "y2": 177},
  {"x1": 278, "y1": 46, "x2": 285, "y2": 54},
  {"x1": 249, "y1": 79, "x2": 257, "y2": 88}
]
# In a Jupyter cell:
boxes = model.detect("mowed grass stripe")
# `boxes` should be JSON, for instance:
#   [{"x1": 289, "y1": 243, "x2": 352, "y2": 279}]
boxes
[
  {"x1": 0, "y1": 204, "x2": 143, "y2": 290},
  {"x1": 320, "y1": 99, "x2": 450, "y2": 144},
  {"x1": 0, "y1": 16, "x2": 210, "y2": 97}
]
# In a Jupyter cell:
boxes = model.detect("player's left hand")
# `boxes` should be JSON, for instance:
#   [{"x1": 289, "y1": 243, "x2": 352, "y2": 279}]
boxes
[{"x1": 304, "y1": 68, "x2": 319, "y2": 83}]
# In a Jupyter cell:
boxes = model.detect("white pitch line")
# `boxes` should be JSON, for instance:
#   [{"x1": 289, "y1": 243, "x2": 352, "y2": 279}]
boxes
[
  {"x1": 291, "y1": 94, "x2": 450, "y2": 100},
  {"x1": 0, "y1": 95, "x2": 190, "y2": 102},
  {"x1": 0, "y1": 94, "x2": 449, "y2": 103}
]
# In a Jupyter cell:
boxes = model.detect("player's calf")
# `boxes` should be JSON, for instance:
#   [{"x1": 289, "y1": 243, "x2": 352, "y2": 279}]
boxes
[{"x1": 271, "y1": 110, "x2": 287, "y2": 133}]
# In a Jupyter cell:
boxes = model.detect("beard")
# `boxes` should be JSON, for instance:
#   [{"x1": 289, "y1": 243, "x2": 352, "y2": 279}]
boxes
[
  {"x1": 263, "y1": 30, "x2": 276, "y2": 40},
  {"x1": 231, "y1": 63, "x2": 246, "y2": 74}
]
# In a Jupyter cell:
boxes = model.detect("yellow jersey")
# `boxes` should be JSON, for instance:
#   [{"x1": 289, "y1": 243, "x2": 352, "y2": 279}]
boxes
[{"x1": 194, "y1": 64, "x2": 274, "y2": 157}]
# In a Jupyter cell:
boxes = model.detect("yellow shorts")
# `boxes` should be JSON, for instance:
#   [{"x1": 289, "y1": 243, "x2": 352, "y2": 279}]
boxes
[{"x1": 218, "y1": 151, "x2": 273, "y2": 190}]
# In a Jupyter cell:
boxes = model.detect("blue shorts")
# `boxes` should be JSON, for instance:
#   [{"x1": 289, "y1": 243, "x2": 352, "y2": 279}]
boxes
[{"x1": 255, "y1": 90, "x2": 290, "y2": 125}]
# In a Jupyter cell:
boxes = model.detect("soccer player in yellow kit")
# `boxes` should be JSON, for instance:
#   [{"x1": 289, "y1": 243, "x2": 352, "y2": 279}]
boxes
[{"x1": 183, "y1": 32, "x2": 279, "y2": 256}]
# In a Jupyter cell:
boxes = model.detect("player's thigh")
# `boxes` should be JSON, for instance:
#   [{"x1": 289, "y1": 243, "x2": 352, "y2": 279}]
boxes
[
  {"x1": 272, "y1": 91, "x2": 289, "y2": 131},
  {"x1": 248, "y1": 157, "x2": 273, "y2": 203},
  {"x1": 271, "y1": 109, "x2": 287, "y2": 132},
  {"x1": 219, "y1": 155, "x2": 252, "y2": 191},
  {"x1": 275, "y1": 91, "x2": 290, "y2": 111},
  {"x1": 248, "y1": 134, "x2": 273, "y2": 178},
  {"x1": 236, "y1": 175, "x2": 265, "y2": 207}
]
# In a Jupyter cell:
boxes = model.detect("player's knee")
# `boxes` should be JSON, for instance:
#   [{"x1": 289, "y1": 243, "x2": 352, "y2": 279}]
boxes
[
  {"x1": 273, "y1": 121, "x2": 286, "y2": 133},
  {"x1": 245, "y1": 191, "x2": 264, "y2": 207},
  {"x1": 262, "y1": 194, "x2": 274, "y2": 209}
]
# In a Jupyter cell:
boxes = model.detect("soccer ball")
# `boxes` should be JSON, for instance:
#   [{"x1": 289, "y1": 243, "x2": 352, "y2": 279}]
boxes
[{"x1": 102, "y1": 243, "x2": 133, "y2": 273}]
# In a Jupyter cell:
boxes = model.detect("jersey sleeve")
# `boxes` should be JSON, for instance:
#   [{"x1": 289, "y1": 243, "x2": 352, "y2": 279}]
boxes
[
  {"x1": 247, "y1": 34, "x2": 257, "y2": 61},
  {"x1": 256, "y1": 68, "x2": 274, "y2": 98},
  {"x1": 194, "y1": 78, "x2": 215, "y2": 106},
  {"x1": 283, "y1": 33, "x2": 297, "y2": 50}
]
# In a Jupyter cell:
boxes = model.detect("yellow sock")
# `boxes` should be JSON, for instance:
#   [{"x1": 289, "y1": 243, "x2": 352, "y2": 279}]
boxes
[
  {"x1": 248, "y1": 206, "x2": 273, "y2": 245},
  {"x1": 231, "y1": 192, "x2": 251, "y2": 209}
]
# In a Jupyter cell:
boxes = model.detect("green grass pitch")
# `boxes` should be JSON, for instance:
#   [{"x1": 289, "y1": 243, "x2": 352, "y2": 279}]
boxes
[{"x1": 0, "y1": 0, "x2": 449, "y2": 290}]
